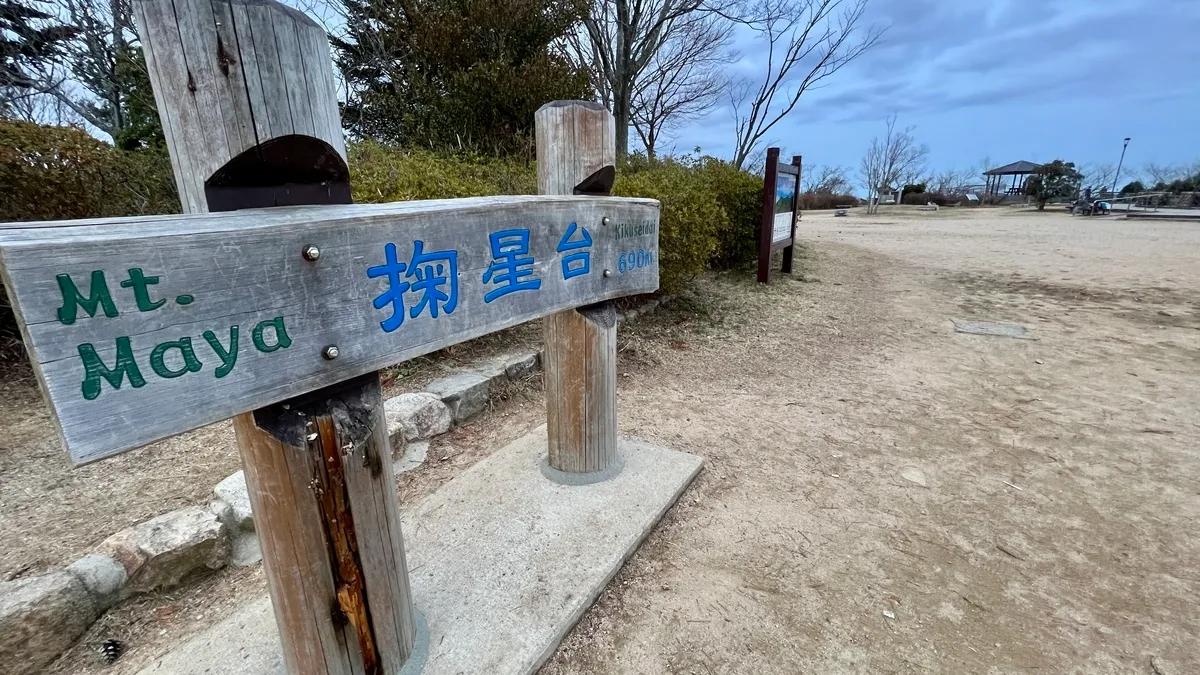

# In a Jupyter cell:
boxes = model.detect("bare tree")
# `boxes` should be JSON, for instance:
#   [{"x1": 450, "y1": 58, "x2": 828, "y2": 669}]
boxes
[
  {"x1": 567, "y1": 0, "x2": 735, "y2": 157},
  {"x1": 3, "y1": 84, "x2": 85, "y2": 124},
  {"x1": 1079, "y1": 162, "x2": 1116, "y2": 194},
  {"x1": 728, "y1": 0, "x2": 883, "y2": 169},
  {"x1": 629, "y1": 12, "x2": 733, "y2": 158},
  {"x1": 975, "y1": 155, "x2": 993, "y2": 179},
  {"x1": 10, "y1": 0, "x2": 157, "y2": 143},
  {"x1": 858, "y1": 114, "x2": 927, "y2": 214},
  {"x1": 895, "y1": 162, "x2": 928, "y2": 197},
  {"x1": 1114, "y1": 167, "x2": 1142, "y2": 191},
  {"x1": 0, "y1": 0, "x2": 78, "y2": 119},
  {"x1": 928, "y1": 168, "x2": 973, "y2": 195},
  {"x1": 55, "y1": 0, "x2": 137, "y2": 134},
  {"x1": 804, "y1": 164, "x2": 850, "y2": 193},
  {"x1": 1142, "y1": 162, "x2": 1183, "y2": 188}
]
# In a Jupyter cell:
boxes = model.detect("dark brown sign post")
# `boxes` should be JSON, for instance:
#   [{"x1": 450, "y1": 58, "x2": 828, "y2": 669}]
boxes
[{"x1": 757, "y1": 148, "x2": 802, "y2": 283}]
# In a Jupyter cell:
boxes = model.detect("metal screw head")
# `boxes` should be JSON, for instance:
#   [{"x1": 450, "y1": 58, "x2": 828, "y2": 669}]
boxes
[
  {"x1": 602, "y1": 216, "x2": 611, "y2": 226},
  {"x1": 322, "y1": 345, "x2": 340, "y2": 360},
  {"x1": 603, "y1": 268, "x2": 611, "y2": 278},
  {"x1": 302, "y1": 244, "x2": 321, "y2": 261}
]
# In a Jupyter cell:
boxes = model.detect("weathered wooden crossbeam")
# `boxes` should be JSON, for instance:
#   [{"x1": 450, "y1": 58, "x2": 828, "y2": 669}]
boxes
[{"x1": 0, "y1": 195, "x2": 660, "y2": 464}]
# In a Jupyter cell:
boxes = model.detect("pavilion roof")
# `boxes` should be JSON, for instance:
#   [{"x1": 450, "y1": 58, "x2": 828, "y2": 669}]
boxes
[{"x1": 984, "y1": 160, "x2": 1041, "y2": 176}]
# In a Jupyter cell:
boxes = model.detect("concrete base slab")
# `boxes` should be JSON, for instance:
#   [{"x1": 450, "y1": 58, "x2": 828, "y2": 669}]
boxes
[{"x1": 136, "y1": 427, "x2": 702, "y2": 675}]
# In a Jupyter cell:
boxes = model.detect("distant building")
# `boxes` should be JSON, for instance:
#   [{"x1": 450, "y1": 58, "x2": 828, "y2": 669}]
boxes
[{"x1": 876, "y1": 185, "x2": 900, "y2": 204}]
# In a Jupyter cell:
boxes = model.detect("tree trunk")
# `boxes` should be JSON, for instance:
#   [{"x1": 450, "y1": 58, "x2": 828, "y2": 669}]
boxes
[
  {"x1": 732, "y1": 152, "x2": 745, "y2": 171},
  {"x1": 612, "y1": 88, "x2": 631, "y2": 159},
  {"x1": 110, "y1": 0, "x2": 126, "y2": 139}
]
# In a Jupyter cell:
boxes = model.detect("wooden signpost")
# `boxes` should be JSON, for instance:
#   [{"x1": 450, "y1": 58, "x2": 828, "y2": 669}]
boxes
[
  {"x1": 757, "y1": 148, "x2": 802, "y2": 283},
  {"x1": 537, "y1": 101, "x2": 623, "y2": 476},
  {"x1": 0, "y1": 197, "x2": 658, "y2": 464},
  {"x1": 0, "y1": 0, "x2": 659, "y2": 673}
]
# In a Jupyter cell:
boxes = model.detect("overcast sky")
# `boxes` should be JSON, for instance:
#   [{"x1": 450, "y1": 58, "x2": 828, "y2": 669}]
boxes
[{"x1": 660, "y1": 0, "x2": 1200, "y2": 183}]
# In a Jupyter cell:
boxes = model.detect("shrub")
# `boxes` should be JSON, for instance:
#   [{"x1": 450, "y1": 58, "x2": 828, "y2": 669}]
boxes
[
  {"x1": 349, "y1": 141, "x2": 535, "y2": 202},
  {"x1": 0, "y1": 127, "x2": 760, "y2": 362},
  {"x1": 614, "y1": 163, "x2": 726, "y2": 293},
  {"x1": 901, "y1": 191, "x2": 961, "y2": 206},
  {"x1": 0, "y1": 119, "x2": 178, "y2": 222},
  {"x1": 1119, "y1": 180, "x2": 1145, "y2": 195},
  {"x1": 799, "y1": 192, "x2": 859, "y2": 210},
  {"x1": 617, "y1": 151, "x2": 660, "y2": 176},
  {"x1": 0, "y1": 121, "x2": 179, "y2": 366},
  {"x1": 690, "y1": 157, "x2": 762, "y2": 270}
]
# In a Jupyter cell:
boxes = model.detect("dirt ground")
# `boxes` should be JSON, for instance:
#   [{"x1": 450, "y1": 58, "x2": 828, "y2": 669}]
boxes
[
  {"x1": 542, "y1": 207, "x2": 1200, "y2": 674},
  {"x1": 8, "y1": 205, "x2": 1200, "y2": 673},
  {"x1": 0, "y1": 319, "x2": 543, "y2": 581}
]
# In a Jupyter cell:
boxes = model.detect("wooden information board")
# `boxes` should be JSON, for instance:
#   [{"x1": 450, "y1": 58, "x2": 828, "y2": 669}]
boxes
[
  {"x1": 0, "y1": 195, "x2": 660, "y2": 464},
  {"x1": 757, "y1": 148, "x2": 802, "y2": 283},
  {"x1": 772, "y1": 169, "x2": 799, "y2": 243}
]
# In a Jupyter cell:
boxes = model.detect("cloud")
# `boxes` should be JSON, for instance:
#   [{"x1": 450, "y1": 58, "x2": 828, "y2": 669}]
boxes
[
  {"x1": 663, "y1": 0, "x2": 1200, "y2": 170},
  {"x1": 789, "y1": 0, "x2": 1191, "y2": 118}
]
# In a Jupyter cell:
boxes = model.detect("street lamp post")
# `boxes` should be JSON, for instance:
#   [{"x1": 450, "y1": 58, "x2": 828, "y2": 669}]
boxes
[{"x1": 1112, "y1": 137, "x2": 1131, "y2": 194}]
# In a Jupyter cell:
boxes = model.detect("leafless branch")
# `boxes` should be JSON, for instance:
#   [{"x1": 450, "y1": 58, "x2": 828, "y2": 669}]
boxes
[
  {"x1": 1141, "y1": 162, "x2": 1185, "y2": 187},
  {"x1": 858, "y1": 113, "x2": 927, "y2": 213},
  {"x1": 629, "y1": 12, "x2": 733, "y2": 157},
  {"x1": 1079, "y1": 162, "x2": 1116, "y2": 193},
  {"x1": 804, "y1": 164, "x2": 850, "y2": 193},
  {"x1": 729, "y1": 0, "x2": 884, "y2": 169},
  {"x1": 566, "y1": 0, "x2": 744, "y2": 156}
]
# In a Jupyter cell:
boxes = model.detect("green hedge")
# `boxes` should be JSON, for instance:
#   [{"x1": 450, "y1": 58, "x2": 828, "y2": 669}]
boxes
[
  {"x1": 0, "y1": 123, "x2": 539, "y2": 222},
  {"x1": 692, "y1": 157, "x2": 763, "y2": 271},
  {"x1": 0, "y1": 120, "x2": 179, "y2": 222},
  {"x1": 351, "y1": 146, "x2": 765, "y2": 294},
  {"x1": 799, "y1": 192, "x2": 860, "y2": 210},
  {"x1": 0, "y1": 123, "x2": 766, "y2": 362},
  {"x1": 615, "y1": 164, "x2": 724, "y2": 293},
  {"x1": 350, "y1": 141, "x2": 536, "y2": 201},
  {"x1": 616, "y1": 154, "x2": 762, "y2": 291}
]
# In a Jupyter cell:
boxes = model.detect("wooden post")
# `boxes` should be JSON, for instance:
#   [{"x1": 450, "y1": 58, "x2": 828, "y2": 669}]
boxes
[
  {"x1": 757, "y1": 147, "x2": 781, "y2": 283},
  {"x1": 234, "y1": 378, "x2": 415, "y2": 675},
  {"x1": 133, "y1": 0, "x2": 416, "y2": 672},
  {"x1": 780, "y1": 154, "x2": 801, "y2": 275},
  {"x1": 535, "y1": 101, "x2": 619, "y2": 474}
]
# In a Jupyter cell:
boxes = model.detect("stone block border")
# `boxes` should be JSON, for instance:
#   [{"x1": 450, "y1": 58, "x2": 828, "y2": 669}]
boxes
[{"x1": 0, "y1": 297, "x2": 668, "y2": 672}]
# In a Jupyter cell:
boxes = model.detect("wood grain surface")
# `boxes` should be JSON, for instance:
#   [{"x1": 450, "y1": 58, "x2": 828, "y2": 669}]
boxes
[
  {"x1": 536, "y1": 101, "x2": 627, "y2": 474},
  {"x1": 0, "y1": 196, "x2": 659, "y2": 463}
]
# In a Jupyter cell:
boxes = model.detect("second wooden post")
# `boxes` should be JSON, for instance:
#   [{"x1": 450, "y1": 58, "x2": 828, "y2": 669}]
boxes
[
  {"x1": 780, "y1": 154, "x2": 802, "y2": 275},
  {"x1": 535, "y1": 101, "x2": 620, "y2": 474}
]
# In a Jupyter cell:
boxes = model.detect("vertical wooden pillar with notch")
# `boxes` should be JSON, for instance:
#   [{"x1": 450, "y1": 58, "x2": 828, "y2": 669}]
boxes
[
  {"x1": 133, "y1": 0, "x2": 416, "y2": 672},
  {"x1": 535, "y1": 101, "x2": 620, "y2": 474}
]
